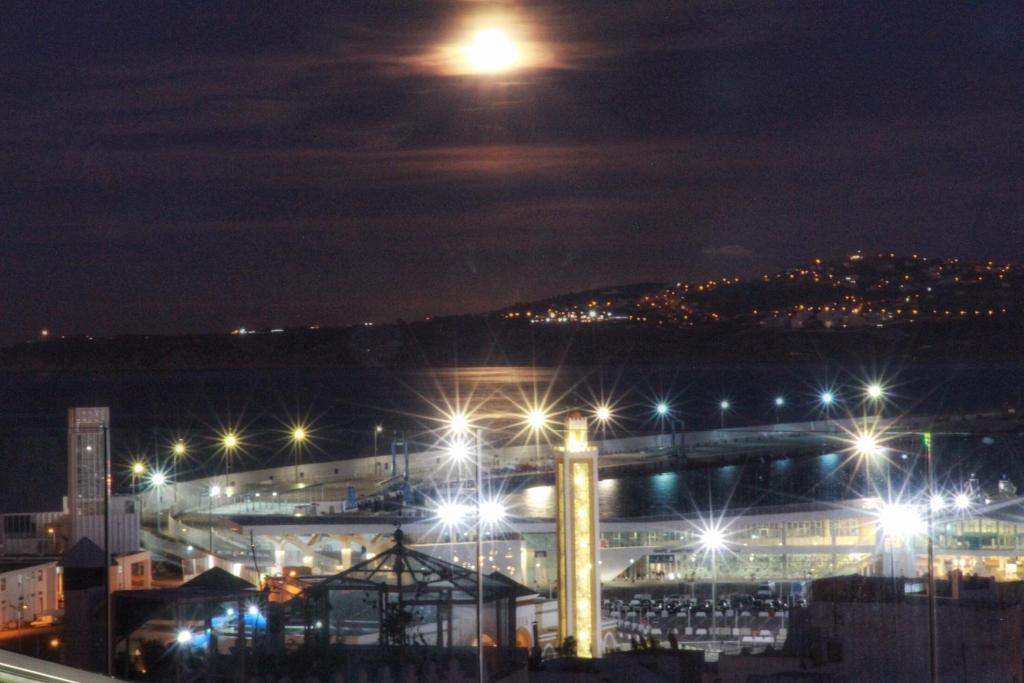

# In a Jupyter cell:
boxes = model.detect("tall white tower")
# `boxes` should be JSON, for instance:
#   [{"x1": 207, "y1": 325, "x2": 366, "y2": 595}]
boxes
[
  {"x1": 555, "y1": 411, "x2": 602, "y2": 657},
  {"x1": 67, "y1": 407, "x2": 110, "y2": 548}
]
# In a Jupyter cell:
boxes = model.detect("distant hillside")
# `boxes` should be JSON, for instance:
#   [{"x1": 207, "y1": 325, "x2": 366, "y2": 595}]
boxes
[{"x1": 4, "y1": 253, "x2": 1023, "y2": 370}]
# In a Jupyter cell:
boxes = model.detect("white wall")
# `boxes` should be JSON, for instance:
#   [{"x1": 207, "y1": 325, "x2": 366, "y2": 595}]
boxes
[{"x1": 0, "y1": 560, "x2": 59, "y2": 624}]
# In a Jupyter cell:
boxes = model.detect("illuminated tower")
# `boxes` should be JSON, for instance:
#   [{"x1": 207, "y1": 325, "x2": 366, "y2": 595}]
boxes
[
  {"x1": 67, "y1": 407, "x2": 110, "y2": 548},
  {"x1": 555, "y1": 412, "x2": 602, "y2": 657}
]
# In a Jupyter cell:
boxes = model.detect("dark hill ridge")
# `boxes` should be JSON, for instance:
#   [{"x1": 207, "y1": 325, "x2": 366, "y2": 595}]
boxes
[{"x1": 4, "y1": 253, "x2": 1023, "y2": 370}]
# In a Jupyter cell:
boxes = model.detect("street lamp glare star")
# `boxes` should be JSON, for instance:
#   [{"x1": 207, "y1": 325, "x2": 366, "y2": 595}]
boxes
[
  {"x1": 655, "y1": 401, "x2": 670, "y2": 416},
  {"x1": 866, "y1": 383, "x2": 884, "y2": 400},
  {"x1": 223, "y1": 432, "x2": 238, "y2": 449},
  {"x1": 774, "y1": 396, "x2": 785, "y2": 407},
  {"x1": 595, "y1": 405, "x2": 612, "y2": 422},
  {"x1": 150, "y1": 471, "x2": 167, "y2": 488},
  {"x1": 131, "y1": 461, "x2": 146, "y2": 476},
  {"x1": 527, "y1": 408, "x2": 548, "y2": 430},
  {"x1": 854, "y1": 433, "x2": 880, "y2": 457},
  {"x1": 436, "y1": 501, "x2": 467, "y2": 528},
  {"x1": 699, "y1": 525, "x2": 726, "y2": 552},
  {"x1": 480, "y1": 499, "x2": 507, "y2": 526},
  {"x1": 448, "y1": 439, "x2": 471, "y2": 462},
  {"x1": 448, "y1": 412, "x2": 469, "y2": 435},
  {"x1": 719, "y1": 400, "x2": 730, "y2": 411},
  {"x1": 291, "y1": 426, "x2": 307, "y2": 443},
  {"x1": 820, "y1": 391, "x2": 834, "y2": 406},
  {"x1": 930, "y1": 494, "x2": 946, "y2": 512},
  {"x1": 954, "y1": 493, "x2": 971, "y2": 511},
  {"x1": 172, "y1": 441, "x2": 187, "y2": 456}
]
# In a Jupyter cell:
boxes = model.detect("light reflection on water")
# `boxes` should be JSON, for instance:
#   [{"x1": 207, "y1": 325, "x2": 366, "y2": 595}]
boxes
[{"x1": 507, "y1": 434, "x2": 1006, "y2": 519}]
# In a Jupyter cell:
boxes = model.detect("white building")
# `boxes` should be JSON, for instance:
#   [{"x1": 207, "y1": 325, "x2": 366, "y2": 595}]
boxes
[{"x1": 0, "y1": 560, "x2": 60, "y2": 626}]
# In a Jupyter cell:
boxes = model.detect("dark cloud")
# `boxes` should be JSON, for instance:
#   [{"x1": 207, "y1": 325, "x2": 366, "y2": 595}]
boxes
[{"x1": 1, "y1": 1, "x2": 1022, "y2": 342}]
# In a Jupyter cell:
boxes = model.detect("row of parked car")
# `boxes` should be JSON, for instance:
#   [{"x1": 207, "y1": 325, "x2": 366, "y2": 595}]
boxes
[{"x1": 605, "y1": 592, "x2": 807, "y2": 616}]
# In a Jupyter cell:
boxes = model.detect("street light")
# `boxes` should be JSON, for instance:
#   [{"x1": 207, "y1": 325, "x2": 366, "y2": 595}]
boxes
[
  {"x1": 866, "y1": 383, "x2": 884, "y2": 401},
  {"x1": 773, "y1": 396, "x2": 785, "y2": 424},
  {"x1": 698, "y1": 525, "x2": 726, "y2": 648},
  {"x1": 207, "y1": 485, "x2": 220, "y2": 554},
  {"x1": 221, "y1": 431, "x2": 239, "y2": 485},
  {"x1": 655, "y1": 402, "x2": 670, "y2": 417},
  {"x1": 719, "y1": 400, "x2": 730, "y2": 429},
  {"x1": 170, "y1": 440, "x2": 187, "y2": 514},
  {"x1": 148, "y1": 471, "x2": 167, "y2": 533},
  {"x1": 131, "y1": 461, "x2": 147, "y2": 497},
  {"x1": 527, "y1": 408, "x2": 548, "y2": 431},
  {"x1": 291, "y1": 425, "x2": 308, "y2": 483},
  {"x1": 954, "y1": 492, "x2": 971, "y2": 511},
  {"x1": 594, "y1": 405, "x2": 612, "y2": 423}
]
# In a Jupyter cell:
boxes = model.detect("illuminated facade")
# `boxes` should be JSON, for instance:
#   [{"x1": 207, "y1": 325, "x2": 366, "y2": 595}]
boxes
[
  {"x1": 67, "y1": 407, "x2": 110, "y2": 549},
  {"x1": 555, "y1": 413, "x2": 601, "y2": 657}
]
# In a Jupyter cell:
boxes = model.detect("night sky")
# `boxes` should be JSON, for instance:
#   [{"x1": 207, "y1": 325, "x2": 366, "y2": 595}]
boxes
[{"x1": 3, "y1": 1, "x2": 1022, "y2": 344}]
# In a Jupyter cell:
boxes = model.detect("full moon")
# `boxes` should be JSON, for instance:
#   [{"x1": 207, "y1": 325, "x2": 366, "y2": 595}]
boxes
[{"x1": 464, "y1": 28, "x2": 519, "y2": 73}]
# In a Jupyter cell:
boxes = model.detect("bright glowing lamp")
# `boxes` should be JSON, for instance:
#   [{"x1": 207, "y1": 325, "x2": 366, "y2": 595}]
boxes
[
  {"x1": 210, "y1": 485, "x2": 222, "y2": 497},
  {"x1": 223, "y1": 432, "x2": 238, "y2": 449},
  {"x1": 854, "y1": 433, "x2": 880, "y2": 457},
  {"x1": 131, "y1": 461, "x2": 146, "y2": 476},
  {"x1": 291, "y1": 426, "x2": 307, "y2": 443},
  {"x1": 699, "y1": 525, "x2": 725, "y2": 552},
  {"x1": 527, "y1": 408, "x2": 548, "y2": 430},
  {"x1": 465, "y1": 28, "x2": 519, "y2": 73},
  {"x1": 448, "y1": 438, "x2": 471, "y2": 462},
  {"x1": 176, "y1": 630, "x2": 193, "y2": 645},
  {"x1": 655, "y1": 402, "x2": 669, "y2": 416},
  {"x1": 719, "y1": 400, "x2": 730, "y2": 411},
  {"x1": 436, "y1": 501, "x2": 466, "y2": 528},
  {"x1": 774, "y1": 396, "x2": 785, "y2": 407},
  {"x1": 247, "y1": 604, "x2": 259, "y2": 617},
  {"x1": 595, "y1": 405, "x2": 612, "y2": 422},
  {"x1": 866, "y1": 383, "x2": 884, "y2": 400},
  {"x1": 954, "y1": 493, "x2": 971, "y2": 511},
  {"x1": 172, "y1": 441, "x2": 187, "y2": 456},
  {"x1": 150, "y1": 471, "x2": 167, "y2": 488},
  {"x1": 448, "y1": 412, "x2": 469, "y2": 435},
  {"x1": 877, "y1": 503, "x2": 925, "y2": 539},
  {"x1": 480, "y1": 499, "x2": 507, "y2": 525},
  {"x1": 930, "y1": 494, "x2": 946, "y2": 512},
  {"x1": 820, "y1": 391, "x2": 834, "y2": 406}
]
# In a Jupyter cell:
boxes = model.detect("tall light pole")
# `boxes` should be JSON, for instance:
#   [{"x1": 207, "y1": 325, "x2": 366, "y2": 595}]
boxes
[
  {"x1": 774, "y1": 396, "x2": 785, "y2": 424},
  {"x1": 699, "y1": 526, "x2": 725, "y2": 649},
  {"x1": 208, "y1": 485, "x2": 221, "y2": 555},
  {"x1": 527, "y1": 408, "x2": 548, "y2": 470},
  {"x1": 719, "y1": 400, "x2": 730, "y2": 430},
  {"x1": 923, "y1": 433, "x2": 938, "y2": 683},
  {"x1": 291, "y1": 426, "x2": 307, "y2": 483},
  {"x1": 171, "y1": 440, "x2": 186, "y2": 513},
  {"x1": 446, "y1": 412, "x2": 486, "y2": 682},
  {"x1": 222, "y1": 432, "x2": 238, "y2": 492},
  {"x1": 150, "y1": 471, "x2": 167, "y2": 533},
  {"x1": 373, "y1": 424, "x2": 383, "y2": 457},
  {"x1": 131, "y1": 461, "x2": 146, "y2": 498}
]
